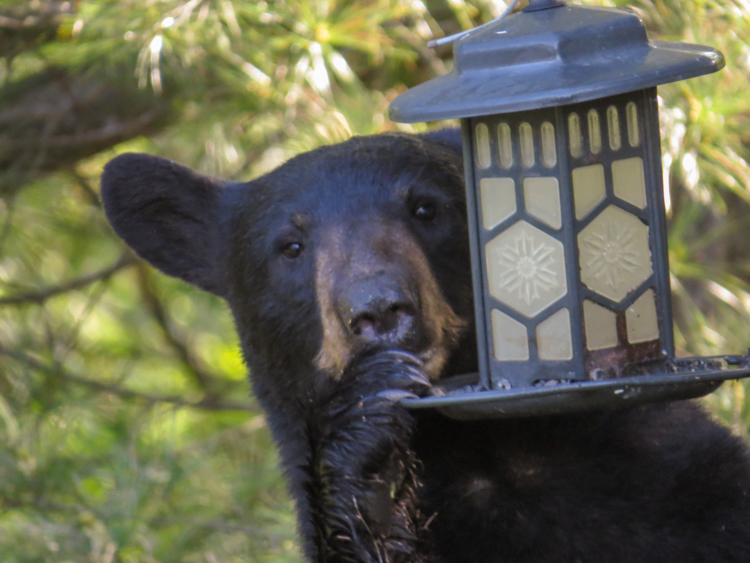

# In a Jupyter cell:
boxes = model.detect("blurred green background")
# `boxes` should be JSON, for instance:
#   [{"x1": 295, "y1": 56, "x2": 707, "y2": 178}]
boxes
[{"x1": 0, "y1": 0, "x2": 749, "y2": 561}]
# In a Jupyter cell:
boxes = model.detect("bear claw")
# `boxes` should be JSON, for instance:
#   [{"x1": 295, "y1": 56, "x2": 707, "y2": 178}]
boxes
[{"x1": 376, "y1": 390, "x2": 420, "y2": 401}]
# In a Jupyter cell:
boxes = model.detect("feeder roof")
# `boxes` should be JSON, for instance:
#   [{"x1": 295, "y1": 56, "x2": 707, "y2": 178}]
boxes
[{"x1": 389, "y1": 3, "x2": 724, "y2": 123}]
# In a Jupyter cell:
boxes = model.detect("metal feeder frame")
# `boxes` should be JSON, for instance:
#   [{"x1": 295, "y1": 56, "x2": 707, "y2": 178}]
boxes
[{"x1": 389, "y1": 0, "x2": 750, "y2": 419}]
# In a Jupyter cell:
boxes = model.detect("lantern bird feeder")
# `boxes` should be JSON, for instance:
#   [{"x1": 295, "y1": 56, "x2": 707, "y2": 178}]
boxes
[{"x1": 390, "y1": 0, "x2": 750, "y2": 419}]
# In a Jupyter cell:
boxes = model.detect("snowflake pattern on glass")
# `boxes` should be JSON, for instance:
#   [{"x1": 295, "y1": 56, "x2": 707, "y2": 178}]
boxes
[
  {"x1": 486, "y1": 221, "x2": 567, "y2": 318},
  {"x1": 580, "y1": 222, "x2": 640, "y2": 288},
  {"x1": 578, "y1": 205, "x2": 652, "y2": 302},
  {"x1": 495, "y1": 230, "x2": 558, "y2": 305}
]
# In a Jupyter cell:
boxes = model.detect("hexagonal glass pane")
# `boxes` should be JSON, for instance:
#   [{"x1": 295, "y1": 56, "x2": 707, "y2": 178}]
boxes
[
  {"x1": 578, "y1": 205, "x2": 652, "y2": 302},
  {"x1": 486, "y1": 220, "x2": 567, "y2": 318}
]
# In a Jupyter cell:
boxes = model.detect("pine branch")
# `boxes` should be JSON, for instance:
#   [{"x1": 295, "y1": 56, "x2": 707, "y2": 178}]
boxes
[
  {"x1": 135, "y1": 264, "x2": 226, "y2": 393},
  {"x1": 0, "y1": 344, "x2": 256, "y2": 413},
  {"x1": 0, "y1": 253, "x2": 138, "y2": 306},
  {"x1": 0, "y1": 107, "x2": 167, "y2": 149},
  {"x1": 0, "y1": 1, "x2": 75, "y2": 58},
  {"x1": 0, "y1": 67, "x2": 174, "y2": 194}
]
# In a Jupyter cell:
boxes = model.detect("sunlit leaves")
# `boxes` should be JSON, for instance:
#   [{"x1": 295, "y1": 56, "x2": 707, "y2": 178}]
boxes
[
  {"x1": 2, "y1": 1, "x2": 750, "y2": 561},
  {"x1": 0, "y1": 1, "x2": 496, "y2": 560}
]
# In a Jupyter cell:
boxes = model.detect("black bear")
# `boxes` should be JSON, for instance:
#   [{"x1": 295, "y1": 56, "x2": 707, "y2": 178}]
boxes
[{"x1": 101, "y1": 130, "x2": 750, "y2": 563}]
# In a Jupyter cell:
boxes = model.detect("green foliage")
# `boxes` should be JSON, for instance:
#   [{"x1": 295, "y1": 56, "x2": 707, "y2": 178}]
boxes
[{"x1": 0, "y1": 1, "x2": 749, "y2": 561}]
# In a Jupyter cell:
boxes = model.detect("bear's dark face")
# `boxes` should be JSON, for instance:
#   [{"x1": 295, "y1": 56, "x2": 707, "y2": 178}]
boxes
[
  {"x1": 102, "y1": 131, "x2": 750, "y2": 563},
  {"x1": 101, "y1": 132, "x2": 476, "y2": 406},
  {"x1": 225, "y1": 134, "x2": 473, "y2": 382}
]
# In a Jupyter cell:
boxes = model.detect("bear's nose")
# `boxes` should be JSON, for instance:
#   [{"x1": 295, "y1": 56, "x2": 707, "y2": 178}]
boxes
[{"x1": 337, "y1": 276, "x2": 418, "y2": 346}]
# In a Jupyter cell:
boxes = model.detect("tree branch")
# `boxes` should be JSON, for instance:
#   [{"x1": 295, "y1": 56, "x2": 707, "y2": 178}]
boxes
[
  {"x1": 136, "y1": 264, "x2": 224, "y2": 392},
  {"x1": 0, "y1": 344, "x2": 256, "y2": 413},
  {"x1": 0, "y1": 107, "x2": 167, "y2": 149},
  {"x1": 0, "y1": 1, "x2": 75, "y2": 58},
  {"x1": 0, "y1": 252, "x2": 138, "y2": 306},
  {"x1": 69, "y1": 167, "x2": 102, "y2": 208},
  {"x1": 0, "y1": 67, "x2": 174, "y2": 194}
]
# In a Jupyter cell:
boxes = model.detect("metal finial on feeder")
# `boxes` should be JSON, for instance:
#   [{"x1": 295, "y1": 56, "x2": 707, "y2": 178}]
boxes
[
  {"x1": 391, "y1": 1, "x2": 750, "y2": 419},
  {"x1": 524, "y1": 0, "x2": 565, "y2": 11},
  {"x1": 427, "y1": 0, "x2": 521, "y2": 49}
]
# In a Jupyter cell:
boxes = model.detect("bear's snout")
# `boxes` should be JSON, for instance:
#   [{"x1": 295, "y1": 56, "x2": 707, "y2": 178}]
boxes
[
  {"x1": 336, "y1": 274, "x2": 419, "y2": 348},
  {"x1": 314, "y1": 220, "x2": 465, "y2": 379}
]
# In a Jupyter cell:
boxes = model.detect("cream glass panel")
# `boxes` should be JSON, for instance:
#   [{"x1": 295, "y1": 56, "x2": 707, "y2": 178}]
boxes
[
  {"x1": 498, "y1": 123, "x2": 514, "y2": 169},
  {"x1": 486, "y1": 220, "x2": 567, "y2": 318},
  {"x1": 578, "y1": 205, "x2": 652, "y2": 302},
  {"x1": 480, "y1": 178, "x2": 516, "y2": 230},
  {"x1": 491, "y1": 309, "x2": 529, "y2": 361},
  {"x1": 569, "y1": 113, "x2": 582, "y2": 158},
  {"x1": 626, "y1": 289, "x2": 660, "y2": 343},
  {"x1": 588, "y1": 109, "x2": 602, "y2": 154},
  {"x1": 476, "y1": 123, "x2": 491, "y2": 169},
  {"x1": 572, "y1": 164, "x2": 606, "y2": 220},
  {"x1": 612, "y1": 157, "x2": 647, "y2": 209},
  {"x1": 541, "y1": 122, "x2": 557, "y2": 168},
  {"x1": 524, "y1": 177, "x2": 561, "y2": 230},
  {"x1": 520, "y1": 122, "x2": 535, "y2": 168},
  {"x1": 583, "y1": 300, "x2": 618, "y2": 350},
  {"x1": 626, "y1": 102, "x2": 640, "y2": 147},
  {"x1": 536, "y1": 308, "x2": 573, "y2": 360},
  {"x1": 607, "y1": 106, "x2": 621, "y2": 151}
]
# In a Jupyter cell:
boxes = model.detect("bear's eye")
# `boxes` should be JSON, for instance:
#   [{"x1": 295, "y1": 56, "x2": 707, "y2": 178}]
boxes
[
  {"x1": 282, "y1": 242, "x2": 304, "y2": 259},
  {"x1": 412, "y1": 202, "x2": 436, "y2": 222}
]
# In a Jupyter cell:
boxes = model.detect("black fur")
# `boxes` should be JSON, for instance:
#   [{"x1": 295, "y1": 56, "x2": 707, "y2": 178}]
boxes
[{"x1": 101, "y1": 131, "x2": 750, "y2": 562}]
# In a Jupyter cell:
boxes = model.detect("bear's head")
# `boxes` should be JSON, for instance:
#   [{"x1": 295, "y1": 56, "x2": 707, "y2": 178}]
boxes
[{"x1": 101, "y1": 132, "x2": 476, "y2": 411}]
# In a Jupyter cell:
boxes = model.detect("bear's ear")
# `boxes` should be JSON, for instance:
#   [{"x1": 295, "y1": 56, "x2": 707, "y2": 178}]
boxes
[{"x1": 101, "y1": 153, "x2": 227, "y2": 296}]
